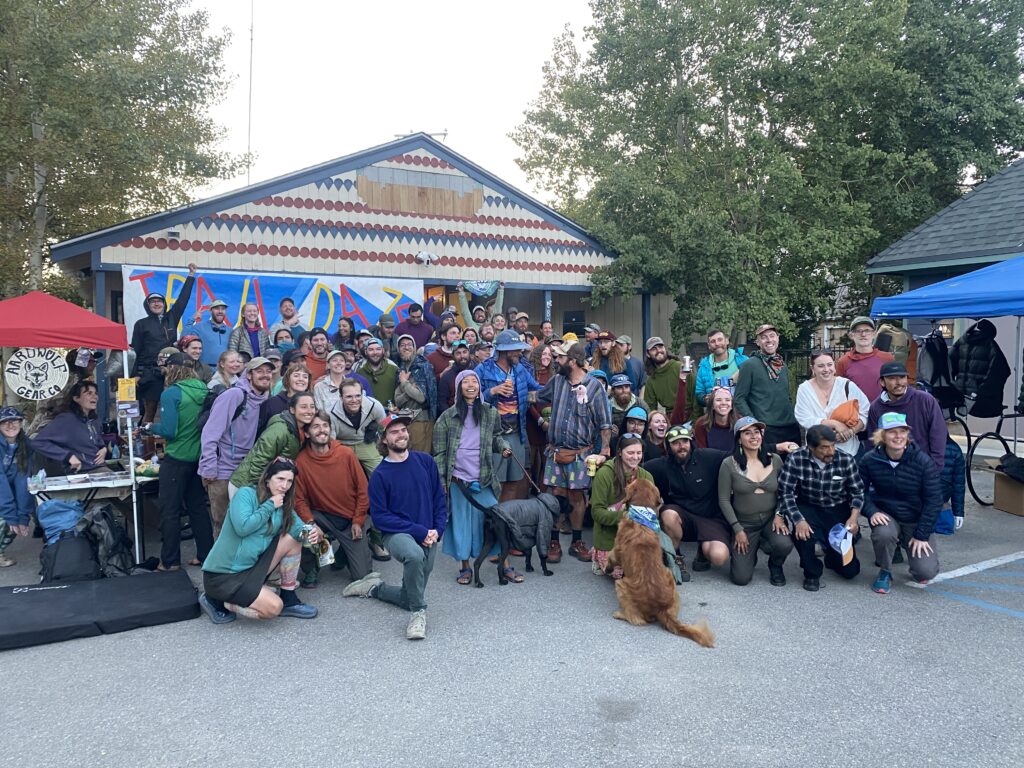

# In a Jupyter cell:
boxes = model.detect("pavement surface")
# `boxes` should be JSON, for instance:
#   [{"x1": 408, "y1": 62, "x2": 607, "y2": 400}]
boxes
[{"x1": 3, "y1": 472, "x2": 1024, "y2": 768}]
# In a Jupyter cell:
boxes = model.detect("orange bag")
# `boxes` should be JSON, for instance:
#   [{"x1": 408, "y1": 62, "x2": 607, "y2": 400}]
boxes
[{"x1": 830, "y1": 399, "x2": 861, "y2": 428}]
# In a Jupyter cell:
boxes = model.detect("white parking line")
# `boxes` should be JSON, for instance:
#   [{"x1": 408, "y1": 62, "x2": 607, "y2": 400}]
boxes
[{"x1": 907, "y1": 551, "x2": 1024, "y2": 589}]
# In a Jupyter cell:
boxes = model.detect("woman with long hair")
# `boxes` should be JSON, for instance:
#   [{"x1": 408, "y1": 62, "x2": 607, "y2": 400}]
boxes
[
  {"x1": 694, "y1": 387, "x2": 738, "y2": 451},
  {"x1": 795, "y1": 348, "x2": 869, "y2": 456},
  {"x1": 643, "y1": 410, "x2": 670, "y2": 458},
  {"x1": 31, "y1": 380, "x2": 107, "y2": 474},
  {"x1": 200, "y1": 456, "x2": 320, "y2": 622},
  {"x1": 262, "y1": 363, "x2": 311, "y2": 434},
  {"x1": 718, "y1": 416, "x2": 792, "y2": 587},
  {"x1": 331, "y1": 316, "x2": 356, "y2": 350},
  {"x1": 589, "y1": 435, "x2": 652, "y2": 576},
  {"x1": 434, "y1": 369, "x2": 514, "y2": 584},
  {"x1": 231, "y1": 392, "x2": 317, "y2": 492},
  {"x1": 208, "y1": 350, "x2": 244, "y2": 393},
  {"x1": 526, "y1": 343, "x2": 557, "y2": 485},
  {"x1": 149, "y1": 355, "x2": 214, "y2": 570},
  {"x1": 0, "y1": 408, "x2": 33, "y2": 567}
]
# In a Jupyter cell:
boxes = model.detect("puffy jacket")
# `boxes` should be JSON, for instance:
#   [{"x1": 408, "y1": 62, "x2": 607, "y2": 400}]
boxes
[
  {"x1": 230, "y1": 412, "x2": 303, "y2": 489},
  {"x1": 228, "y1": 324, "x2": 271, "y2": 359},
  {"x1": 329, "y1": 394, "x2": 386, "y2": 447},
  {"x1": 859, "y1": 441, "x2": 942, "y2": 540},
  {"x1": 477, "y1": 357, "x2": 541, "y2": 444},
  {"x1": 950, "y1": 320, "x2": 1011, "y2": 418},
  {"x1": 694, "y1": 348, "x2": 748, "y2": 405},
  {"x1": 202, "y1": 485, "x2": 306, "y2": 575}
]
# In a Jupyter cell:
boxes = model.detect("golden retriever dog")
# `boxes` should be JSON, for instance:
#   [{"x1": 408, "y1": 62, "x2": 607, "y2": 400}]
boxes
[{"x1": 605, "y1": 479, "x2": 715, "y2": 647}]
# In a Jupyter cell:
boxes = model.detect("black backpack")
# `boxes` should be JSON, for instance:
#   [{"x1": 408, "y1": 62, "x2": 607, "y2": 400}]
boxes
[
  {"x1": 39, "y1": 531, "x2": 102, "y2": 583},
  {"x1": 76, "y1": 504, "x2": 134, "y2": 578},
  {"x1": 195, "y1": 386, "x2": 249, "y2": 433}
]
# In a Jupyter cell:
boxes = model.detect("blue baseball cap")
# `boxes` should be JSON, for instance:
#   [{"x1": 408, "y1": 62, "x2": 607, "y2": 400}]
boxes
[
  {"x1": 733, "y1": 415, "x2": 766, "y2": 435},
  {"x1": 588, "y1": 369, "x2": 608, "y2": 382},
  {"x1": 609, "y1": 373, "x2": 631, "y2": 388},
  {"x1": 624, "y1": 406, "x2": 648, "y2": 422},
  {"x1": 0, "y1": 406, "x2": 24, "y2": 423},
  {"x1": 878, "y1": 412, "x2": 911, "y2": 431}
]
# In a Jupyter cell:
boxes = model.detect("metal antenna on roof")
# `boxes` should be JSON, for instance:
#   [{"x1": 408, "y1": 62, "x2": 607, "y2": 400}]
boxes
[
  {"x1": 246, "y1": 0, "x2": 255, "y2": 186},
  {"x1": 393, "y1": 130, "x2": 449, "y2": 142}
]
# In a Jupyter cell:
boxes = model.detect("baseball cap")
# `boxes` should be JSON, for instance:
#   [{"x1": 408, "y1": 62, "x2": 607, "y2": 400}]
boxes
[
  {"x1": 246, "y1": 356, "x2": 274, "y2": 371},
  {"x1": 264, "y1": 347, "x2": 283, "y2": 360},
  {"x1": 616, "y1": 335, "x2": 633, "y2": 346},
  {"x1": 0, "y1": 406, "x2": 24, "y2": 423},
  {"x1": 471, "y1": 305, "x2": 485, "y2": 315},
  {"x1": 515, "y1": 311, "x2": 530, "y2": 321},
  {"x1": 494, "y1": 330, "x2": 531, "y2": 352},
  {"x1": 363, "y1": 337, "x2": 383, "y2": 349},
  {"x1": 733, "y1": 415, "x2": 766, "y2": 435},
  {"x1": 666, "y1": 424, "x2": 693, "y2": 443},
  {"x1": 829, "y1": 524, "x2": 854, "y2": 566},
  {"x1": 158, "y1": 346, "x2": 178, "y2": 359},
  {"x1": 452, "y1": 339, "x2": 470, "y2": 350},
  {"x1": 645, "y1": 336, "x2": 666, "y2": 351},
  {"x1": 849, "y1": 315, "x2": 875, "y2": 331},
  {"x1": 879, "y1": 361, "x2": 909, "y2": 378},
  {"x1": 164, "y1": 352, "x2": 187, "y2": 367},
  {"x1": 396, "y1": 334, "x2": 416, "y2": 346},
  {"x1": 585, "y1": 323, "x2": 601, "y2": 333},
  {"x1": 561, "y1": 332, "x2": 579, "y2": 343},
  {"x1": 282, "y1": 349, "x2": 307, "y2": 368},
  {"x1": 380, "y1": 412, "x2": 413, "y2": 433},
  {"x1": 326, "y1": 349, "x2": 346, "y2": 361},
  {"x1": 357, "y1": 328, "x2": 374, "y2": 338},
  {"x1": 596, "y1": 330, "x2": 617, "y2": 341},
  {"x1": 507, "y1": 306, "x2": 519, "y2": 314},
  {"x1": 754, "y1": 323, "x2": 778, "y2": 337},
  {"x1": 878, "y1": 412, "x2": 912, "y2": 431},
  {"x1": 208, "y1": 299, "x2": 228, "y2": 309},
  {"x1": 588, "y1": 369, "x2": 608, "y2": 383},
  {"x1": 624, "y1": 405, "x2": 648, "y2": 422},
  {"x1": 378, "y1": 314, "x2": 396, "y2": 328},
  {"x1": 609, "y1": 373, "x2": 631, "y2": 388},
  {"x1": 473, "y1": 341, "x2": 494, "y2": 352}
]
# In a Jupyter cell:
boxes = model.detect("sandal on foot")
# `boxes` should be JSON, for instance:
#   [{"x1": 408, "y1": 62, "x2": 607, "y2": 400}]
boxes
[
  {"x1": 187, "y1": 558, "x2": 202, "y2": 567},
  {"x1": 456, "y1": 567, "x2": 472, "y2": 585},
  {"x1": 503, "y1": 567, "x2": 524, "y2": 583}
]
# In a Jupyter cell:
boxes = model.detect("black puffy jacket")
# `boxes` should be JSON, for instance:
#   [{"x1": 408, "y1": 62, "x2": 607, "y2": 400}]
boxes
[
  {"x1": 950, "y1": 320, "x2": 1010, "y2": 418},
  {"x1": 859, "y1": 442, "x2": 942, "y2": 540}
]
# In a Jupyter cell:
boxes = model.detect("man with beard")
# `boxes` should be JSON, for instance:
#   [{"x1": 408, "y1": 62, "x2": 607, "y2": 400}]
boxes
[
  {"x1": 592, "y1": 330, "x2": 632, "y2": 386},
  {"x1": 643, "y1": 336, "x2": 682, "y2": 413},
  {"x1": 538, "y1": 341, "x2": 612, "y2": 562},
  {"x1": 644, "y1": 425, "x2": 730, "y2": 581},
  {"x1": 436, "y1": 340, "x2": 474, "y2": 413},
  {"x1": 478, "y1": 323, "x2": 496, "y2": 343},
  {"x1": 694, "y1": 329, "x2": 748, "y2": 405},
  {"x1": 367, "y1": 314, "x2": 397, "y2": 361},
  {"x1": 866, "y1": 361, "x2": 947, "y2": 469},
  {"x1": 355, "y1": 338, "x2": 400, "y2": 406},
  {"x1": 304, "y1": 327, "x2": 332, "y2": 381},
  {"x1": 394, "y1": 303, "x2": 434, "y2": 350},
  {"x1": 477, "y1": 330, "x2": 540, "y2": 502},
  {"x1": 394, "y1": 334, "x2": 438, "y2": 453},
  {"x1": 131, "y1": 262, "x2": 197, "y2": 421},
  {"x1": 342, "y1": 414, "x2": 447, "y2": 641},
  {"x1": 734, "y1": 324, "x2": 801, "y2": 453},
  {"x1": 268, "y1": 297, "x2": 307, "y2": 343},
  {"x1": 427, "y1": 324, "x2": 462, "y2": 379},
  {"x1": 608, "y1": 373, "x2": 648, "y2": 448},
  {"x1": 583, "y1": 323, "x2": 601, "y2": 358},
  {"x1": 615, "y1": 335, "x2": 647, "y2": 397},
  {"x1": 184, "y1": 297, "x2": 231, "y2": 367},
  {"x1": 294, "y1": 410, "x2": 374, "y2": 587}
]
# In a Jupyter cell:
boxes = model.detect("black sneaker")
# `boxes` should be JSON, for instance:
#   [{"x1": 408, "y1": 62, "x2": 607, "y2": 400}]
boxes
[
  {"x1": 199, "y1": 593, "x2": 236, "y2": 624},
  {"x1": 769, "y1": 564, "x2": 786, "y2": 587},
  {"x1": 675, "y1": 554, "x2": 690, "y2": 583},
  {"x1": 802, "y1": 577, "x2": 821, "y2": 592},
  {"x1": 892, "y1": 547, "x2": 905, "y2": 564},
  {"x1": 692, "y1": 550, "x2": 710, "y2": 572}
]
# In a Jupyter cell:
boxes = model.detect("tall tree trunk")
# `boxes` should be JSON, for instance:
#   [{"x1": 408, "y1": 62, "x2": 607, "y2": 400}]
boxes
[{"x1": 29, "y1": 117, "x2": 46, "y2": 290}]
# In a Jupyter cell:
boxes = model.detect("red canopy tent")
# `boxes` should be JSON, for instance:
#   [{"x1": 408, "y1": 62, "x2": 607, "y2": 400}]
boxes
[{"x1": 0, "y1": 291, "x2": 128, "y2": 349}]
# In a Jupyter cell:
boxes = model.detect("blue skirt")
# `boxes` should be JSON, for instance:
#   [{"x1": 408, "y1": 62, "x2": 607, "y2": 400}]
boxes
[{"x1": 443, "y1": 483, "x2": 499, "y2": 561}]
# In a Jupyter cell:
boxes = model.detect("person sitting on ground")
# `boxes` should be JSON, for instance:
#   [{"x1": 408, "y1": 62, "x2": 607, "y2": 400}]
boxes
[
  {"x1": 208, "y1": 350, "x2": 244, "y2": 393},
  {"x1": 342, "y1": 414, "x2": 448, "y2": 641},
  {"x1": 31, "y1": 380, "x2": 108, "y2": 475},
  {"x1": 263, "y1": 363, "x2": 311, "y2": 434},
  {"x1": 0, "y1": 408, "x2": 33, "y2": 568},
  {"x1": 718, "y1": 416, "x2": 792, "y2": 587},
  {"x1": 645, "y1": 424, "x2": 730, "y2": 581},
  {"x1": 177, "y1": 334, "x2": 212, "y2": 382},
  {"x1": 695, "y1": 329, "x2": 748, "y2": 405},
  {"x1": 860, "y1": 413, "x2": 942, "y2": 594},
  {"x1": 231, "y1": 392, "x2": 316, "y2": 490},
  {"x1": 590, "y1": 435, "x2": 653, "y2": 577},
  {"x1": 199, "y1": 457, "x2": 319, "y2": 623},
  {"x1": 693, "y1": 386, "x2": 738, "y2": 452},
  {"x1": 147, "y1": 354, "x2": 213, "y2": 570},
  {"x1": 777, "y1": 424, "x2": 864, "y2": 592},
  {"x1": 795, "y1": 349, "x2": 870, "y2": 458},
  {"x1": 294, "y1": 410, "x2": 373, "y2": 588},
  {"x1": 434, "y1": 370, "x2": 514, "y2": 585}
]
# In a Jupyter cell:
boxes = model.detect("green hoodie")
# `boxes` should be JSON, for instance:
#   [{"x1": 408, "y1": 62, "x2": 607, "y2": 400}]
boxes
[
  {"x1": 230, "y1": 412, "x2": 302, "y2": 489},
  {"x1": 152, "y1": 377, "x2": 209, "y2": 462}
]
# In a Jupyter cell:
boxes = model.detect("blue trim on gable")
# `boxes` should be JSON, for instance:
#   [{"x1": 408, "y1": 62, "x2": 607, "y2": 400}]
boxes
[{"x1": 51, "y1": 133, "x2": 611, "y2": 262}]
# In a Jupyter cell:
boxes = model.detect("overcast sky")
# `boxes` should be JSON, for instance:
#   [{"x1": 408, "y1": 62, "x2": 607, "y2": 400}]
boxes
[{"x1": 196, "y1": 1, "x2": 593, "y2": 204}]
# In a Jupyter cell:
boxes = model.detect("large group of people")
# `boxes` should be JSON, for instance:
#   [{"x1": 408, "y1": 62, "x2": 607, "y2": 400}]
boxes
[{"x1": 0, "y1": 286, "x2": 965, "y2": 643}]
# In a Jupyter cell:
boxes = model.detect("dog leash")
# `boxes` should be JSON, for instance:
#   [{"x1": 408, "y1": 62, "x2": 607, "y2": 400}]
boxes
[{"x1": 505, "y1": 448, "x2": 543, "y2": 496}]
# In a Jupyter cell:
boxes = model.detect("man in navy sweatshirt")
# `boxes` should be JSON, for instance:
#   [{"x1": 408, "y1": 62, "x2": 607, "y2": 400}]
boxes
[{"x1": 342, "y1": 413, "x2": 447, "y2": 640}]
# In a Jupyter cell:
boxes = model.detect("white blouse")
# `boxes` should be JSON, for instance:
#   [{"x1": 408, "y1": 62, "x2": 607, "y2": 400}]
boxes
[{"x1": 794, "y1": 376, "x2": 870, "y2": 456}]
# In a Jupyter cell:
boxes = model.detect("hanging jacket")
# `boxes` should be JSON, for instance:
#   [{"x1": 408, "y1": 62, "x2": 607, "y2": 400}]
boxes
[
  {"x1": 950, "y1": 319, "x2": 1011, "y2": 418},
  {"x1": 917, "y1": 330, "x2": 953, "y2": 390}
]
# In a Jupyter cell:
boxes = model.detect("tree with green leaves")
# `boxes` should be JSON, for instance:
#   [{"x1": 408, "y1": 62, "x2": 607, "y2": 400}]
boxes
[
  {"x1": 0, "y1": 0, "x2": 243, "y2": 296},
  {"x1": 513, "y1": 0, "x2": 1024, "y2": 344}
]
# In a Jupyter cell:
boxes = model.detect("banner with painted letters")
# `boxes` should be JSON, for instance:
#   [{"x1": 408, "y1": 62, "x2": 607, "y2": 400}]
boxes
[{"x1": 120, "y1": 265, "x2": 424, "y2": 337}]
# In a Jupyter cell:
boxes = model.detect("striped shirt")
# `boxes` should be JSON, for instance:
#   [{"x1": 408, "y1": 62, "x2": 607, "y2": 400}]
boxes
[
  {"x1": 538, "y1": 375, "x2": 612, "y2": 450},
  {"x1": 777, "y1": 447, "x2": 865, "y2": 523}
]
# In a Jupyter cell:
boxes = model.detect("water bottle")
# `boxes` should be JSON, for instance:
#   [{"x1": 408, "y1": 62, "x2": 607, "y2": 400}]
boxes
[{"x1": 111, "y1": 442, "x2": 121, "y2": 460}]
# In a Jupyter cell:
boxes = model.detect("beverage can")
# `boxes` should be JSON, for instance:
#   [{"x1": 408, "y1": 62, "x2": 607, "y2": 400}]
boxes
[{"x1": 682, "y1": 355, "x2": 693, "y2": 372}]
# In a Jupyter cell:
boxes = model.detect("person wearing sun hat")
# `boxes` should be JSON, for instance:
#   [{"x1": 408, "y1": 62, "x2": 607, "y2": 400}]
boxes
[
  {"x1": 0, "y1": 407, "x2": 32, "y2": 568},
  {"x1": 859, "y1": 411, "x2": 942, "y2": 593}
]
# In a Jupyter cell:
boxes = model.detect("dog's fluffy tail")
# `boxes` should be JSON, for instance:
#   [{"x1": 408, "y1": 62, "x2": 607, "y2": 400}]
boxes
[{"x1": 659, "y1": 612, "x2": 715, "y2": 648}]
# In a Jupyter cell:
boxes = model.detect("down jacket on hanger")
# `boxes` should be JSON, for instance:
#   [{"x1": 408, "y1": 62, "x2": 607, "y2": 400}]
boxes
[{"x1": 950, "y1": 320, "x2": 1011, "y2": 418}]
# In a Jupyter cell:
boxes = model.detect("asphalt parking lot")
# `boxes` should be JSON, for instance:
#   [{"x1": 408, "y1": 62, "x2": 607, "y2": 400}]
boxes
[{"x1": 3, "y1": 477, "x2": 1023, "y2": 768}]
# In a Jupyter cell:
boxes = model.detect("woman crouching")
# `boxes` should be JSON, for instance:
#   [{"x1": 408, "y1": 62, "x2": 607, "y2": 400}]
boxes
[{"x1": 199, "y1": 457, "x2": 321, "y2": 623}]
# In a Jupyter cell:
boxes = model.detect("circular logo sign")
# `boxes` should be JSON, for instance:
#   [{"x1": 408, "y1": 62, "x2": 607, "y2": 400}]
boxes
[{"x1": 5, "y1": 348, "x2": 69, "y2": 401}]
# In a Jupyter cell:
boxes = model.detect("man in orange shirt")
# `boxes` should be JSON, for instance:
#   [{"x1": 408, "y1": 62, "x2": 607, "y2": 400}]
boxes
[
  {"x1": 304, "y1": 327, "x2": 332, "y2": 382},
  {"x1": 294, "y1": 410, "x2": 375, "y2": 587}
]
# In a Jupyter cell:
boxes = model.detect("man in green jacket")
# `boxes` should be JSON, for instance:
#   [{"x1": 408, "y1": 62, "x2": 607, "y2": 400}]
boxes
[
  {"x1": 643, "y1": 337, "x2": 682, "y2": 414},
  {"x1": 734, "y1": 324, "x2": 801, "y2": 455}
]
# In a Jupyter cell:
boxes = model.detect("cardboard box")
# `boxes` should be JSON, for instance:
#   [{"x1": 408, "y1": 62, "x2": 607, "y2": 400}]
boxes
[{"x1": 986, "y1": 459, "x2": 1024, "y2": 516}]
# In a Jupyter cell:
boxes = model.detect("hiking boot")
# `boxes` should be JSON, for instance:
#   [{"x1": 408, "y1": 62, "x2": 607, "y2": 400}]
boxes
[
  {"x1": 406, "y1": 609, "x2": 427, "y2": 640},
  {"x1": 569, "y1": 540, "x2": 592, "y2": 562},
  {"x1": 769, "y1": 564, "x2": 786, "y2": 587},
  {"x1": 692, "y1": 550, "x2": 710, "y2": 572},
  {"x1": 547, "y1": 540, "x2": 562, "y2": 563},
  {"x1": 342, "y1": 573, "x2": 383, "y2": 598},
  {"x1": 802, "y1": 577, "x2": 821, "y2": 592},
  {"x1": 198, "y1": 593, "x2": 236, "y2": 624},
  {"x1": 872, "y1": 569, "x2": 892, "y2": 594},
  {"x1": 0, "y1": 553, "x2": 15, "y2": 568},
  {"x1": 674, "y1": 554, "x2": 690, "y2": 582}
]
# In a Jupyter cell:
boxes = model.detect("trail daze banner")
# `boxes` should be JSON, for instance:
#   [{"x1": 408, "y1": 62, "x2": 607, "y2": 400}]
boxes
[{"x1": 120, "y1": 266, "x2": 424, "y2": 336}]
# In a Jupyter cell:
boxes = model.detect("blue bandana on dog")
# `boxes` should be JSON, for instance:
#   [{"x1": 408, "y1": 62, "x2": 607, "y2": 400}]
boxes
[{"x1": 627, "y1": 505, "x2": 660, "y2": 532}]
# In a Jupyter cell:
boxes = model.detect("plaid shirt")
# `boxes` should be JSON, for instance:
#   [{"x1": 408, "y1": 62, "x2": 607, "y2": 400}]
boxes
[
  {"x1": 777, "y1": 447, "x2": 865, "y2": 523},
  {"x1": 537, "y1": 375, "x2": 612, "y2": 450}
]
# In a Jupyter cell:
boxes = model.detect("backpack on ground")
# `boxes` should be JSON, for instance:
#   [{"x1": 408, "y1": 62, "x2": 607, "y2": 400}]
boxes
[
  {"x1": 195, "y1": 386, "x2": 249, "y2": 433},
  {"x1": 40, "y1": 530, "x2": 102, "y2": 583},
  {"x1": 76, "y1": 503, "x2": 134, "y2": 578}
]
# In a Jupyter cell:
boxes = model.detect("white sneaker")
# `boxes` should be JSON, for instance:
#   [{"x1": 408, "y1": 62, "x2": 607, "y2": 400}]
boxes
[
  {"x1": 0, "y1": 553, "x2": 14, "y2": 567},
  {"x1": 406, "y1": 609, "x2": 426, "y2": 640},
  {"x1": 342, "y1": 573, "x2": 382, "y2": 598}
]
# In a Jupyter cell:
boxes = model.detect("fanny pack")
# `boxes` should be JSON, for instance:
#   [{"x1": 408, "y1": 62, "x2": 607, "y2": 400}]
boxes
[{"x1": 553, "y1": 446, "x2": 591, "y2": 465}]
